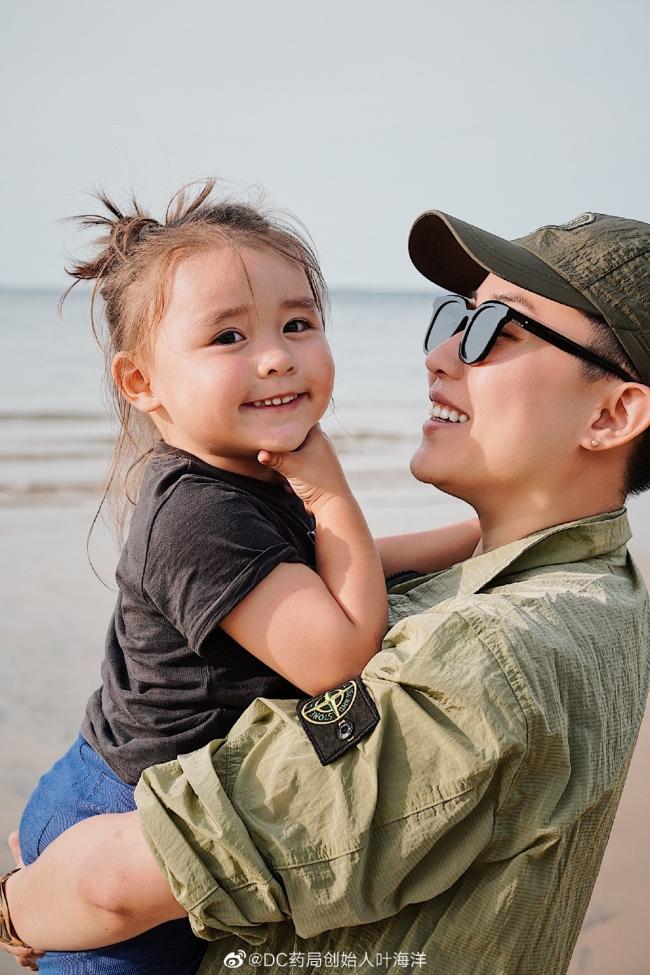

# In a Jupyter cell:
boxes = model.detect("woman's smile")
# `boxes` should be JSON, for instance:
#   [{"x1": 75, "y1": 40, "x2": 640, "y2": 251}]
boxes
[
  {"x1": 422, "y1": 395, "x2": 471, "y2": 434},
  {"x1": 429, "y1": 397, "x2": 470, "y2": 424}
]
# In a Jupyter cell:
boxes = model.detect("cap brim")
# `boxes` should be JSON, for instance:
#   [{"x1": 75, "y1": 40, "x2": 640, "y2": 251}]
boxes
[{"x1": 408, "y1": 210, "x2": 598, "y2": 314}]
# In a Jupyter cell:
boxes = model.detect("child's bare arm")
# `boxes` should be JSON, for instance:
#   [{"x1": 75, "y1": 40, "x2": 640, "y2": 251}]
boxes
[
  {"x1": 376, "y1": 518, "x2": 482, "y2": 579},
  {"x1": 220, "y1": 426, "x2": 387, "y2": 698}
]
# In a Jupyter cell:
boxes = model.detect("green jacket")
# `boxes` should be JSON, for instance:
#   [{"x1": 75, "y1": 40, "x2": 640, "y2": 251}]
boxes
[{"x1": 135, "y1": 508, "x2": 650, "y2": 975}]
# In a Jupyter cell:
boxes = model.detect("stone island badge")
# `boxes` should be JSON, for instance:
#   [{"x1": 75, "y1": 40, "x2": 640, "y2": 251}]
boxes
[{"x1": 296, "y1": 678, "x2": 380, "y2": 765}]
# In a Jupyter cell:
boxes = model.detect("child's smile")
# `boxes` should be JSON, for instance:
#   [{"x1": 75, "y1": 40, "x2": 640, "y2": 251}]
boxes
[{"x1": 243, "y1": 392, "x2": 305, "y2": 409}]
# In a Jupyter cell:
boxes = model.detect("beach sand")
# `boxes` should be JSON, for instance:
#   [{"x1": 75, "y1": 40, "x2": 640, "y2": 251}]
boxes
[{"x1": 0, "y1": 479, "x2": 648, "y2": 974}]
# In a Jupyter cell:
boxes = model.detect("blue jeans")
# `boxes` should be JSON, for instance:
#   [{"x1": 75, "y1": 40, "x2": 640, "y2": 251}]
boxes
[{"x1": 19, "y1": 734, "x2": 207, "y2": 974}]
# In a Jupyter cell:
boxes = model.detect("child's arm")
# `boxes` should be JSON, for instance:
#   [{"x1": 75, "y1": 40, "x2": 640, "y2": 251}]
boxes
[
  {"x1": 219, "y1": 426, "x2": 387, "y2": 698},
  {"x1": 376, "y1": 518, "x2": 482, "y2": 579}
]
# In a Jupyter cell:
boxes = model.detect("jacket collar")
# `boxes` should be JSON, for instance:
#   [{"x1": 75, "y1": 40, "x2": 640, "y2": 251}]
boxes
[{"x1": 456, "y1": 507, "x2": 631, "y2": 596}]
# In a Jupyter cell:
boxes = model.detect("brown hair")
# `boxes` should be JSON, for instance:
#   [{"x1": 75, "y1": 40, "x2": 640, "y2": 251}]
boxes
[{"x1": 61, "y1": 179, "x2": 329, "y2": 561}]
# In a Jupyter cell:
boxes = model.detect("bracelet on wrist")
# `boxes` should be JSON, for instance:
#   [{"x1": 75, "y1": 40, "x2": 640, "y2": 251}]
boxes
[{"x1": 0, "y1": 869, "x2": 32, "y2": 949}]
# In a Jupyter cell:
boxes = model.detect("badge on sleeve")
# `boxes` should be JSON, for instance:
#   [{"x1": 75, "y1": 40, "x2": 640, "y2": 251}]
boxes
[{"x1": 296, "y1": 678, "x2": 380, "y2": 765}]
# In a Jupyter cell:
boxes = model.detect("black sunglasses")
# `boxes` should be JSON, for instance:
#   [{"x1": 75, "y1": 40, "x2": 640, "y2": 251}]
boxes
[{"x1": 424, "y1": 294, "x2": 636, "y2": 382}]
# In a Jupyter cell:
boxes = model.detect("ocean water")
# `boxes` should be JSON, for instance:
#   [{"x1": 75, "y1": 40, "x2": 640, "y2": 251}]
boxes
[
  {"x1": 0, "y1": 287, "x2": 464, "y2": 521},
  {"x1": 0, "y1": 287, "x2": 435, "y2": 420},
  {"x1": 2, "y1": 286, "x2": 649, "y2": 532}
]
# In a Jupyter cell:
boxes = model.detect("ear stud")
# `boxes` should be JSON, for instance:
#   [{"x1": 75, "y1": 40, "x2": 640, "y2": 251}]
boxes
[{"x1": 591, "y1": 439, "x2": 601, "y2": 448}]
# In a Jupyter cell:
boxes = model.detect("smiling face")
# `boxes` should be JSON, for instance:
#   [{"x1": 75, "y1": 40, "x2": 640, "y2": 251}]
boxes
[
  {"x1": 130, "y1": 243, "x2": 334, "y2": 478},
  {"x1": 410, "y1": 273, "x2": 622, "y2": 510}
]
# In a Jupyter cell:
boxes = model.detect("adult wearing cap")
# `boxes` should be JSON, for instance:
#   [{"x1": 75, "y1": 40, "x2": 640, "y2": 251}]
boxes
[{"x1": 3, "y1": 212, "x2": 650, "y2": 975}]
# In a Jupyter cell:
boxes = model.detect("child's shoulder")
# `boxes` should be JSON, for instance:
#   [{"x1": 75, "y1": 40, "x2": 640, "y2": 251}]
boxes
[
  {"x1": 143, "y1": 442, "x2": 243, "y2": 501},
  {"x1": 119, "y1": 442, "x2": 315, "y2": 586},
  {"x1": 133, "y1": 441, "x2": 306, "y2": 540},
  {"x1": 136, "y1": 445, "x2": 252, "y2": 527}
]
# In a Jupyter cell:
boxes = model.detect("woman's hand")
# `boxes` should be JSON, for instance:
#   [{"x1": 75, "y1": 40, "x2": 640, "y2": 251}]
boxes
[
  {"x1": 258, "y1": 424, "x2": 350, "y2": 513},
  {"x1": 0, "y1": 832, "x2": 44, "y2": 971}
]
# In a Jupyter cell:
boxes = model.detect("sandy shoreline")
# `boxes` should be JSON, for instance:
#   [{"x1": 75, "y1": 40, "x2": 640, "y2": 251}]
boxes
[{"x1": 1, "y1": 489, "x2": 649, "y2": 974}]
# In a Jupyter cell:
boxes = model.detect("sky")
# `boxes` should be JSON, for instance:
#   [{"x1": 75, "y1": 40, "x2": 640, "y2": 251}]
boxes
[{"x1": 2, "y1": 0, "x2": 649, "y2": 290}]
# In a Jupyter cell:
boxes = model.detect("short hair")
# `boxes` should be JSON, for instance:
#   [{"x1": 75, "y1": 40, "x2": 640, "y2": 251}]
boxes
[{"x1": 579, "y1": 316, "x2": 650, "y2": 496}]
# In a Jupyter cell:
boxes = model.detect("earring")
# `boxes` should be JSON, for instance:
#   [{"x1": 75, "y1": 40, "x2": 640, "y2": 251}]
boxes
[{"x1": 591, "y1": 439, "x2": 601, "y2": 448}]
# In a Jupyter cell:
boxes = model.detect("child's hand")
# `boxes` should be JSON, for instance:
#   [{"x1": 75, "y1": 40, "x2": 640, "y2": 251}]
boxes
[{"x1": 258, "y1": 425, "x2": 350, "y2": 513}]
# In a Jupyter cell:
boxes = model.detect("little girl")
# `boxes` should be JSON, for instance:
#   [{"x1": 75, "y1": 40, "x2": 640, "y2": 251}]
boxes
[{"x1": 17, "y1": 181, "x2": 479, "y2": 974}]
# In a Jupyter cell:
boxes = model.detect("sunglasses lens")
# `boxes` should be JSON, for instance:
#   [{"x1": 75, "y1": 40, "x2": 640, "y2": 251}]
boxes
[
  {"x1": 462, "y1": 304, "x2": 506, "y2": 362},
  {"x1": 425, "y1": 298, "x2": 465, "y2": 353}
]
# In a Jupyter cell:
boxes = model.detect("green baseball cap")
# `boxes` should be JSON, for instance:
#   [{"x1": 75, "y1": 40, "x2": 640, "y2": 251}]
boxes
[{"x1": 408, "y1": 209, "x2": 650, "y2": 384}]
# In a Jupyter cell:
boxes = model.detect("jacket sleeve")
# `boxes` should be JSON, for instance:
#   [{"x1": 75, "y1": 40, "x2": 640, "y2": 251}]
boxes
[{"x1": 135, "y1": 608, "x2": 528, "y2": 943}]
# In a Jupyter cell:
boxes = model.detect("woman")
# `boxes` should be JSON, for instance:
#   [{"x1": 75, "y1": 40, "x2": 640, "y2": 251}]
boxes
[{"x1": 3, "y1": 207, "x2": 650, "y2": 975}]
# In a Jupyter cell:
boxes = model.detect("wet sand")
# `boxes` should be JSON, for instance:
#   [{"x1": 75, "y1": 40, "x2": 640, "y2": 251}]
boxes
[{"x1": 1, "y1": 482, "x2": 649, "y2": 974}]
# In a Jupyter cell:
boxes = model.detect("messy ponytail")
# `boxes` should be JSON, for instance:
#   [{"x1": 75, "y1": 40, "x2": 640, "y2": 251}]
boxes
[{"x1": 61, "y1": 179, "x2": 328, "y2": 566}]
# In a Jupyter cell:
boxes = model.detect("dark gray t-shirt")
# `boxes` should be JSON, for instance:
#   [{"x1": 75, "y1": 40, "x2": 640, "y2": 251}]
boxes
[{"x1": 82, "y1": 441, "x2": 315, "y2": 784}]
